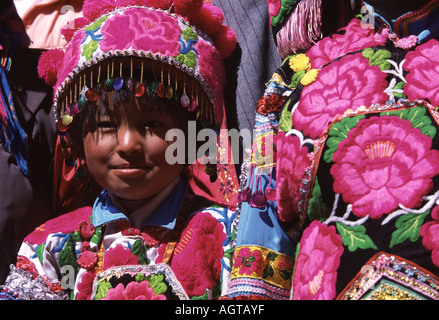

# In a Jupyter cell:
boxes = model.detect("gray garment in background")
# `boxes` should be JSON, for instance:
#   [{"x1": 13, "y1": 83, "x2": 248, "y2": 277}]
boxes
[{"x1": 214, "y1": 0, "x2": 280, "y2": 134}]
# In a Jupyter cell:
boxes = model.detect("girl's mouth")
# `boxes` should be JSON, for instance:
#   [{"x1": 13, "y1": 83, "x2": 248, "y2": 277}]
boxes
[{"x1": 111, "y1": 163, "x2": 151, "y2": 177}]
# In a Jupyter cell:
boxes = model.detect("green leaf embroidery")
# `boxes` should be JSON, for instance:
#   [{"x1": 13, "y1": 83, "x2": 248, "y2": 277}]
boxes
[
  {"x1": 146, "y1": 273, "x2": 167, "y2": 295},
  {"x1": 262, "y1": 263, "x2": 274, "y2": 279},
  {"x1": 392, "y1": 81, "x2": 407, "y2": 99},
  {"x1": 58, "y1": 236, "x2": 79, "y2": 274},
  {"x1": 266, "y1": 251, "x2": 278, "y2": 261},
  {"x1": 175, "y1": 51, "x2": 196, "y2": 69},
  {"x1": 279, "y1": 268, "x2": 293, "y2": 281},
  {"x1": 380, "y1": 107, "x2": 436, "y2": 139},
  {"x1": 90, "y1": 227, "x2": 102, "y2": 245},
  {"x1": 390, "y1": 212, "x2": 429, "y2": 248},
  {"x1": 223, "y1": 247, "x2": 235, "y2": 262},
  {"x1": 85, "y1": 15, "x2": 108, "y2": 32},
  {"x1": 131, "y1": 239, "x2": 147, "y2": 264},
  {"x1": 36, "y1": 243, "x2": 45, "y2": 266},
  {"x1": 290, "y1": 70, "x2": 306, "y2": 88},
  {"x1": 70, "y1": 230, "x2": 82, "y2": 242},
  {"x1": 94, "y1": 280, "x2": 112, "y2": 300},
  {"x1": 307, "y1": 178, "x2": 330, "y2": 222},
  {"x1": 271, "y1": 0, "x2": 298, "y2": 28},
  {"x1": 324, "y1": 115, "x2": 365, "y2": 163},
  {"x1": 336, "y1": 222, "x2": 378, "y2": 252},
  {"x1": 82, "y1": 41, "x2": 99, "y2": 61},
  {"x1": 362, "y1": 48, "x2": 392, "y2": 71},
  {"x1": 182, "y1": 26, "x2": 198, "y2": 42},
  {"x1": 279, "y1": 100, "x2": 292, "y2": 132},
  {"x1": 243, "y1": 255, "x2": 256, "y2": 267},
  {"x1": 135, "y1": 273, "x2": 146, "y2": 282}
]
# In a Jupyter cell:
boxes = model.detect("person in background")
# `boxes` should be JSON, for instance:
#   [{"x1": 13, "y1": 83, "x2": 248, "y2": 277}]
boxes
[{"x1": 0, "y1": 0, "x2": 56, "y2": 284}]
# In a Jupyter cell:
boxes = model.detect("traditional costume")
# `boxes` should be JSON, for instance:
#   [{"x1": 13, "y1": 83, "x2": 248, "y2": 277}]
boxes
[
  {"x1": 0, "y1": 0, "x2": 240, "y2": 300},
  {"x1": 230, "y1": 0, "x2": 439, "y2": 300}
]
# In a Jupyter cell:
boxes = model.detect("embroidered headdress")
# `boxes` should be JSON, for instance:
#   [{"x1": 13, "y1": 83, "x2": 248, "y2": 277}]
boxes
[
  {"x1": 38, "y1": 0, "x2": 239, "y2": 211},
  {"x1": 38, "y1": 0, "x2": 237, "y2": 131}
]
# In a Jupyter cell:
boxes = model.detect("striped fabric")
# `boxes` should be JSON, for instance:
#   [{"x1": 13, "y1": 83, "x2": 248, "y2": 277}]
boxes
[{"x1": 213, "y1": 0, "x2": 281, "y2": 133}]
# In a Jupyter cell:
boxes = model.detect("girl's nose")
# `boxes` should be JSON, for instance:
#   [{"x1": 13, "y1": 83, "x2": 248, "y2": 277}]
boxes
[{"x1": 116, "y1": 126, "x2": 143, "y2": 157}]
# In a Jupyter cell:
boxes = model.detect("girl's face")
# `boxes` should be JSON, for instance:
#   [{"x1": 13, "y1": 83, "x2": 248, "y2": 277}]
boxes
[{"x1": 82, "y1": 99, "x2": 185, "y2": 201}]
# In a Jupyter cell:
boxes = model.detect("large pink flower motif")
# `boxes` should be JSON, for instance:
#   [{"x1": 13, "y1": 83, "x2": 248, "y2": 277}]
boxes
[
  {"x1": 103, "y1": 281, "x2": 166, "y2": 300},
  {"x1": 276, "y1": 131, "x2": 312, "y2": 222},
  {"x1": 308, "y1": 19, "x2": 386, "y2": 69},
  {"x1": 420, "y1": 206, "x2": 439, "y2": 268},
  {"x1": 292, "y1": 220, "x2": 343, "y2": 300},
  {"x1": 292, "y1": 53, "x2": 388, "y2": 139},
  {"x1": 56, "y1": 30, "x2": 84, "y2": 89},
  {"x1": 103, "y1": 245, "x2": 139, "y2": 270},
  {"x1": 331, "y1": 115, "x2": 439, "y2": 219},
  {"x1": 233, "y1": 247, "x2": 264, "y2": 276},
  {"x1": 404, "y1": 39, "x2": 439, "y2": 106},
  {"x1": 24, "y1": 207, "x2": 92, "y2": 245},
  {"x1": 100, "y1": 8, "x2": 181, "y2": 56},
  {"x1": 161, "y1": 212, "x2": 226, "y2": 297}
]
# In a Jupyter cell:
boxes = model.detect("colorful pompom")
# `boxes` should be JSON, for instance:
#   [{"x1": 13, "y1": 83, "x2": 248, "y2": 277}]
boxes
[
  {"x1": 82, "y1": 0, "x2": 117, "y2": 22},
  {"x1": 61, "y1": 17, "x2": 89, "y2": 43},
  {"x1": 144, "y1": 0, "x2": 173, "y2": 9},
  {"x1": 174, "y1": 0, "x2": 203, "y2": 17},
  {"x1": 213, "y1": 24, "x2": 237, "y2": 59},
  {"x1": 188, "y1": 4, "x2": 225, "y2": 35},
  {"x1": 37, "y1": 49, "x2": 65, "y2": 86},
  {"x1": 115, "y1": 0, "x2": 149, "y2": 7}
]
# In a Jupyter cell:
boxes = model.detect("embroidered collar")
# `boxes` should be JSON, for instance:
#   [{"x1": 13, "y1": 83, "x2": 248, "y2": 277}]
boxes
[
  {"x1": 92, "y1": 177, "x2": 188, "y2": 229},
  {"x1": 364, "y1": 0, "x2": 439, "y2": 43}
]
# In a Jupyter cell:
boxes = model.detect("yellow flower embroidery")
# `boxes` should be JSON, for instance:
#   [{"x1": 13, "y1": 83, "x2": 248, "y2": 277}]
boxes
[
  {"x1": 300, "y1": 69, "x2": 320, "y2": 86},
  {"x1": 289, "y1": 54, "x2": 311, "y2": 72}
]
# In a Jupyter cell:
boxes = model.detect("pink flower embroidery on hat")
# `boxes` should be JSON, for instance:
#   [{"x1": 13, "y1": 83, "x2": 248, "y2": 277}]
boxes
[
  {"x1": 56, "y1": 30, "x2": 84, "y2": 89},
  {"x1": 100, "y1": 8, "x2": 181, "y2": 57}
]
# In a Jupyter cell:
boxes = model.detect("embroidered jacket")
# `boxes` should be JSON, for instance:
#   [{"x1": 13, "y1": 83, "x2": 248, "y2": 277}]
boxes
[
  {"x1": 0, "y1": 179, "x2": 236, "y2": 300},
  {"x1": 230, "y1": 12, "x2": 439, "y2": 300}
]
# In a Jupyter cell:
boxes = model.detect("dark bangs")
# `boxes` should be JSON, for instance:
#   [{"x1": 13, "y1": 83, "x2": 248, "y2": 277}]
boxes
[{"x1": 69, "y1": 76, "x2": 197, "y2": 155}]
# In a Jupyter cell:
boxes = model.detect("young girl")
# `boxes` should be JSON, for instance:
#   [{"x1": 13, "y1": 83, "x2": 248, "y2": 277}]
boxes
[{"x1": 0, "y1": 0, "x2": 239, "y2": 300}]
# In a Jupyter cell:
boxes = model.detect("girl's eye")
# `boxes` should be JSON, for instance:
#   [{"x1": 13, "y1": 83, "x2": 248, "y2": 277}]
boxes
[
  {"x1": 144, "y1": 121, "x2": 162, "y2": 128},
  {"x1": 97, "y1": 121, "x2": 117, "y2": 130}
]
